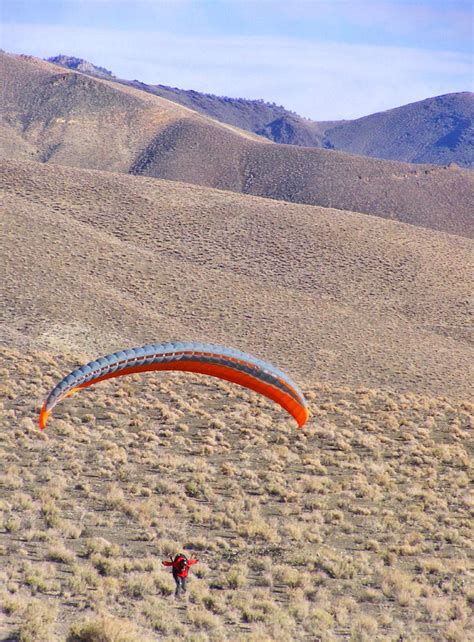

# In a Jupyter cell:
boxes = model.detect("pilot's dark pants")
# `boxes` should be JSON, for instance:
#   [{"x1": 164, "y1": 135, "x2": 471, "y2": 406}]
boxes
[{"x1": 173, "y1": 571, "x2": 187, "y2": 597}]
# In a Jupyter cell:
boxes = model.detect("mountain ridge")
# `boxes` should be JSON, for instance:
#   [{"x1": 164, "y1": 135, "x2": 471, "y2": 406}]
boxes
[
  {"x1": 2, "y1": 52, "x2": 472, "y2": 238},
  {"x1": 46, "y1": 54, "x2": 474, "y2": 168}
]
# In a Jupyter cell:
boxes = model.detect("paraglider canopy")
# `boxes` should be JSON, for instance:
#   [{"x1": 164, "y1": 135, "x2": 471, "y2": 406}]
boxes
[{"x1": 39, "y1": 341, "x2": 309, "y2": 429}]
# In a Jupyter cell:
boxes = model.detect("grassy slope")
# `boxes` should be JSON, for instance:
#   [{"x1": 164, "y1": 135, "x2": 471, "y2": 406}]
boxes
[
  {"x1": 2, "y1": 52, "x2": 473, "y2": 237},
  {"x1": 1, "y1": 160, "x2": 472, "y2": 638},
  {"x1": 2, "y1": 159, "x2": 473, "y2": 400},
  {"x1": 0, "y1": 347, "x2": 472, "y2": 641},
  {"x1": 129, "y1": 117, "x2": 474, "y2": 237}
]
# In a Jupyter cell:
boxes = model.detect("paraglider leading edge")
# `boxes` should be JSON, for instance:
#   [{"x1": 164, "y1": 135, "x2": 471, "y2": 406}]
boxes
[{"x1": 39, "y1": 341, "x2": 309, "y2": 429}]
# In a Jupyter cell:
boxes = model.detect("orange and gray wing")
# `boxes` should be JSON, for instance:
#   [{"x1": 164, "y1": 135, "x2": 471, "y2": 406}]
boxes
[{"x1": 39, "y1": 341, "x2": 309, "y2": 429}]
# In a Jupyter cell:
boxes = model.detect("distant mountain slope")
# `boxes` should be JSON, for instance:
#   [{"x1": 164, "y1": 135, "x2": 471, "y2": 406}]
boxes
[
  {"x1": 47, "y1": 55, "x2": 473, "y2": 167},
  {"x1": 2, "y1": 158, "x2": 473, "y2": 399},
  {"x1": 0, "y1": 52, "x2": 207, "y2": 172},
  {"x1": 2, "y1": 52, "x2": 473, "y2": 237},
  {"x1": 48, "y1": 55, "x2": 336, "y2": 148},
  {"x1": 132, "y1": 116, "x2": 473, "y2": 236},
  {"x1": 323, "y1": 93, "x2": 474, "y2": 168},
  {"x1": 131, "y1": 80, "x2": 328, "y2": 138}
]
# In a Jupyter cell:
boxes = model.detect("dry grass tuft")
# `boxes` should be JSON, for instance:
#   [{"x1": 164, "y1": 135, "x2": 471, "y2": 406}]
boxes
[{"x1": 67, "y1": 614, "x2": 151, "y2": 642}]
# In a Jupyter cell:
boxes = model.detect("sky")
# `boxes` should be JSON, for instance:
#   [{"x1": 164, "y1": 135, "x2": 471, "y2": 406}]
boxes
[{"x1": 1, "y1": 0, "x2": 473, "y2": 120}]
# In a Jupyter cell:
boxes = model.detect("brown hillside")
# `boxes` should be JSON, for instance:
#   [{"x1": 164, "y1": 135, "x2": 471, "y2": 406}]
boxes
[
  {"x1": 324, "y1": 92, "x2": 474, "y2": 168},
  {"x1": 139, "y1": 119, "x2": 473, "y2": 236},
  {"x1": 2, "y1": 52, "x2": 473, "y2": 237},
  {"x1": 1, "y1": 346, "x2": 472, "y2": 641},
  {"x1": 0, "y1": 52, "x2": 201, "y2": 172},
  {"x1": 48, "y1": 56, "x2": 473, "y2": 168},
  {"x1": 2, "y1": 158, "x2": 472, "y2": 401}
]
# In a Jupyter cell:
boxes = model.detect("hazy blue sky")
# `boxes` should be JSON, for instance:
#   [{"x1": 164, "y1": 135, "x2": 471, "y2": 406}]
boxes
[{"x1": 2, "y1": 0, "x2": 473, "y2": 119}]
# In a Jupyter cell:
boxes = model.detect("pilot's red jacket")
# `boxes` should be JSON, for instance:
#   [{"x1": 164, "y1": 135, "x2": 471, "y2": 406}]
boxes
[{"x1": 162, "y1": 556, "x2": 198, "y2": 578}]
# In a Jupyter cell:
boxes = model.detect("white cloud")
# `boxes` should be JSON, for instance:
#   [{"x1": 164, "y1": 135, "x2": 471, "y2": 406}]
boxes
[{"x1": 3, "y1": 22, "x2": 472, "y2": 119}]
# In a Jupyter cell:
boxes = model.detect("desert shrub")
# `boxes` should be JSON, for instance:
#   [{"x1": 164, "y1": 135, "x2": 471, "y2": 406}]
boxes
[
  {"x1": 67, "y1": 613, "x2": 148, "y2": 642},
  {"x1": 158, "y1": 538, "x2": 181, "y2": 558},
  {"x1": 0, "y1": 470, "x2": 24, "y2": 491},
  {"x1": 186, "y1": 605, "x2": 222, "y2": 631},
  {"x1": 1, "y1": 591, "x2": 24, "y2": 614},
  {"x1": 68, "y1": 564, "x2": 100, "y2": 592},
  {"x1": 359, "y1": 587, "x2": 380, "y2": 603},
  {"x1": 23, "y1": 562, "x2": 59, "y2": 595},
  {"x1": 350, "y1": 614, "x2": 379, "y2": 641},
  {"x1": 103, "y1": 484, "x2": 125, "y2": 510},
  {"x1": 272, "y1": 565, "x2": 308, "y2": 589},
  {"x1": 380, "y1": 568, "x2": 421, "y2": 605},
  {"x1": 39, "y1": 496, "x2": 62, "y2": 528},
  {"x1": 10, "y1": 491, "x2": 34, "y2": 511},
  {"x1": 54, "y1": 419, "x2": 75, "y2": 436},
  {"x1": 249, "y1": 555, "x2": 272, "y2": 573},
  {"x1": 84, "y1": 538, "x2": 121, "y2": 559},
  {"x1": 47, "y1": 541, "x2": 76, "y2": 564},
  {"x1": 226, "y1": 564, "x2": 248, "y2": 589},
  {"x1": 184, "y1": 475, "x2": 215, "y2": 501},
  {"x1": 200, "y1": 590, "x2": 226, "y2": 615},
  {"x1": 152, "y1": 571, "x2": 174, "y2": 596},
  {"x1": 239, "y1": 591, "x2": 278, "y2": 624},
  {"x1": 288, "y1": 588, "x2": 310, "y2": 620},
  {"x1": 123, "y1": 572, "x2": 155, "y2": 599},
  {"x1": 142, "y1": 597, "x2": 185, "y2": 634},
  {"x1": 141, "y1": 600, "x2": 168, "y2": 633},
  {"x1": 315, "y1": 550, "x2": 357, "y2": 580},
  {"x1": 89, "y1": 554, "x2": 127, "y2": 577},
  {"x1": 45, "y1": 475, "x2": 68, "y2": 499},
  {"x1": 4, "y1": 514, "x2": 22, "y2": 532},
  {"x1": 237, "y1": 515, "x2": 281, "y2": 543},
  {"x1": 18, "y1": 600, "x2": 56, "y2": 642},
  {"x1": 308, "y1": 606, "x2": 334, "y2": 631},
  {"x1": 443, "y1": 621, "x2": 469, "y2": 642}
]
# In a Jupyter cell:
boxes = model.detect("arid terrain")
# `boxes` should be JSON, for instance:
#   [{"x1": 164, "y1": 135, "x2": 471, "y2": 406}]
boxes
[
  {"x1": 1, "y1": 347, "x2": 473, "y2": 641},
  {"x1": 2, "y1": 158, "x2": 473, "y2": 399},
  {"x1": 48, "y1": 56, "x2": 474, "y2": 169},
  {"x1": 322, "y1": 92, "x2": 474, "y2": 168},
  {"x1": 0, "y1": 47, "x2": 473, "y2": 642},
  {"x1": 1, "y1": 154, "x2": 473, "y2": 640},
  {"x1": 2, "y1": 52, "x2": 473, "y2": 237}
]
